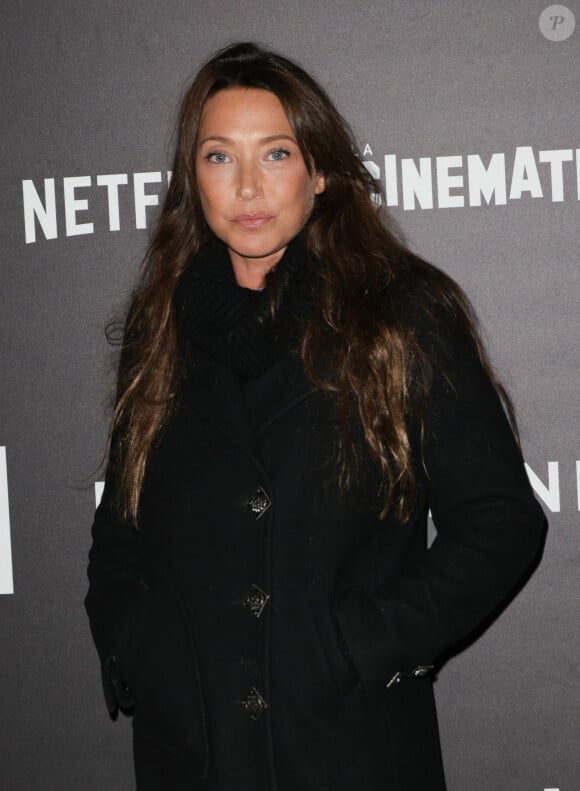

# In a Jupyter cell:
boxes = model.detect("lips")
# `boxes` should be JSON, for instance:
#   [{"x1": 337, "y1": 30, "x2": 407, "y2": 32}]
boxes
[{"x1": 232, "y1": 212, "x2": 274, "y2": 230}]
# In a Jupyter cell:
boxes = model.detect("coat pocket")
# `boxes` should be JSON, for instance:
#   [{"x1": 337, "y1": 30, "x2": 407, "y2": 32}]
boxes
[
  {"x1": 302, "y1": 578, "x2": 378, "y2": 788},
  {"x1": 116, "y1": 575, "x2": 209, "y2": 774},
  {"x1": 304, "y1": 577, "x2": 359, "y2": 699}
]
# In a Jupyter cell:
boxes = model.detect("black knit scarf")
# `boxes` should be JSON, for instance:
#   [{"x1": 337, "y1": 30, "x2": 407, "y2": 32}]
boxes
[{"x1": 173, "y1": 232, "x2": 319, "y2": 379}]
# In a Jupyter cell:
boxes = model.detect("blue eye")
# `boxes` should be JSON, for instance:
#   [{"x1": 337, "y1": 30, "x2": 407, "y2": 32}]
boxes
[
  {"x1": 267, "y1": 149, "x2": 290, "y2": 161},
  {"x1": 206, "y1": 152, "x2": 229, "y2": 164}
]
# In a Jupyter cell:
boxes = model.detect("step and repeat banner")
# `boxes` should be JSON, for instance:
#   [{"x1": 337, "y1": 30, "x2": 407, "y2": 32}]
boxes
[{"x1": 1, "y1": 2, "x2": 578, "y2": 789}]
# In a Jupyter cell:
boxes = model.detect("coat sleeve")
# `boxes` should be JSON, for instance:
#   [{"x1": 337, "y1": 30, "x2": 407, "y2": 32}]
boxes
[
  {"x1": 84, "y1": 438, "x2": 161, "y2": 714},
  {"x1": 84, "y1": 319, "x2": 160, "y2": 715},
  {"x1": 333, "y1": 304, "x2": 547, "y2": 695}
]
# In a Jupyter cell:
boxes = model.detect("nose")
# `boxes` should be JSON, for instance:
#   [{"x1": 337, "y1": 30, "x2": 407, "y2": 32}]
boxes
[{"x1": 236, "y1": 160, "x2": 262, "y2": 201}]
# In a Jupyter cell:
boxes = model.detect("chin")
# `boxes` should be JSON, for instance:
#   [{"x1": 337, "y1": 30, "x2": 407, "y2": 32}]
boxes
[{"x1": 228, "y1": 234, "x2": 288, "y2": 261}]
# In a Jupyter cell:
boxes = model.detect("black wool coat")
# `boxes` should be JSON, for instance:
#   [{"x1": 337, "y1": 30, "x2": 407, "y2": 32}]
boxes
[{"x1": 85, "y1": 257, "x2": 546, "y2": 791}]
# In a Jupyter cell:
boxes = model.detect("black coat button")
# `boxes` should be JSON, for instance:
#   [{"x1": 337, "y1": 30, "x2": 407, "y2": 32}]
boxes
[
  {"x1": 246, "y1": 487, "x2": 271, "y2": 519},
  {"x1": 243, "y1": 584, "x2": 270, "y2": 618},
  {"x1": 241, "y1": 686, "x2": 268, "y2": 720}
]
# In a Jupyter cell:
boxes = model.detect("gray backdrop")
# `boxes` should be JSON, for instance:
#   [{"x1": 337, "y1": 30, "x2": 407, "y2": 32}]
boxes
[{"x1": 1, "y1": 2, "x2": 578, "y2": 789}]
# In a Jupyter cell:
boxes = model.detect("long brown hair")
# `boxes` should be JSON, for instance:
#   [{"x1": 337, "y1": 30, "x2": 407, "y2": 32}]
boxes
[{"x1": 108, "y1": 41, "x2": 514, "y2": 524}]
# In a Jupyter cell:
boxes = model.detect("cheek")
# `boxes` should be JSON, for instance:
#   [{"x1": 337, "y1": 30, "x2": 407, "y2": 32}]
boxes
[
  {"x1": 282, "y1": 172, "x2": 318, "y2": 211},
  {"x1": 298, "y1": 177, "x2": 319, "y2": 211},
  {"x1": 196, "y1": 178, "x2": 220, "y2": 218}
]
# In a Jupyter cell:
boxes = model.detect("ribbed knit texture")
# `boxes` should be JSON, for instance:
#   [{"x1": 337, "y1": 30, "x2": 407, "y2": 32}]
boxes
[{"x1": 173, "y1": 233, "x2": 319, "y2": 379}]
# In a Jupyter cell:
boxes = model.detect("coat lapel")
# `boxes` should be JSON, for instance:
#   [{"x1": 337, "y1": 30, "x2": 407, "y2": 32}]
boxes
[
  {"x1": 244, "y1": 352, "x2": 318, "y2": 436},
  {"x1": 182, "y1": 351, "x2": 265, "y2": 472},
  {"x1": 182, "y1": 350, "x2": 318, "y2": 463}
]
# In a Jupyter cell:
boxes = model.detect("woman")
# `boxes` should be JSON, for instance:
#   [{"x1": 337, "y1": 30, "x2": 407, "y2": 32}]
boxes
[{"x1": 85, "y1": 42, "x2": 546, "y2": 791}]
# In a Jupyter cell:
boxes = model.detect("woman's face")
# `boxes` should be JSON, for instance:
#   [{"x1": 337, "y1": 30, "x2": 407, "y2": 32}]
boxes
[{"x1": 195, "y1": 87, "x2": 325, "y2": 279}]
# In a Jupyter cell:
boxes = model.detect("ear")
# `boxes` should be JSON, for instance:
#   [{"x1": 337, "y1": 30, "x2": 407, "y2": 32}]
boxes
[{"x1": 314, "y1": 171, "x2": 325, "y2": 195}]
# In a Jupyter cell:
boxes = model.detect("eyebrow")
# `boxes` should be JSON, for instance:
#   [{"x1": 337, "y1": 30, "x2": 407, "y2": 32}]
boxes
[{"x1": 198, "y1": 134, "x2": 297, "y2": 146}]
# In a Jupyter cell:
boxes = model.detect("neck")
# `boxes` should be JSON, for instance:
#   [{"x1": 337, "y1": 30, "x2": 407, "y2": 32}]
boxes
[{"x1": 229, "y1": 247, "x2": 287, "y2": 290}]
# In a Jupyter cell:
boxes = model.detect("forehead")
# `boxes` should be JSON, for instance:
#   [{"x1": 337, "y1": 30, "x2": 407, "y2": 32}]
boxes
[{"x1": 198, "y1": 87, "x2": 293, "y2": 136}]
